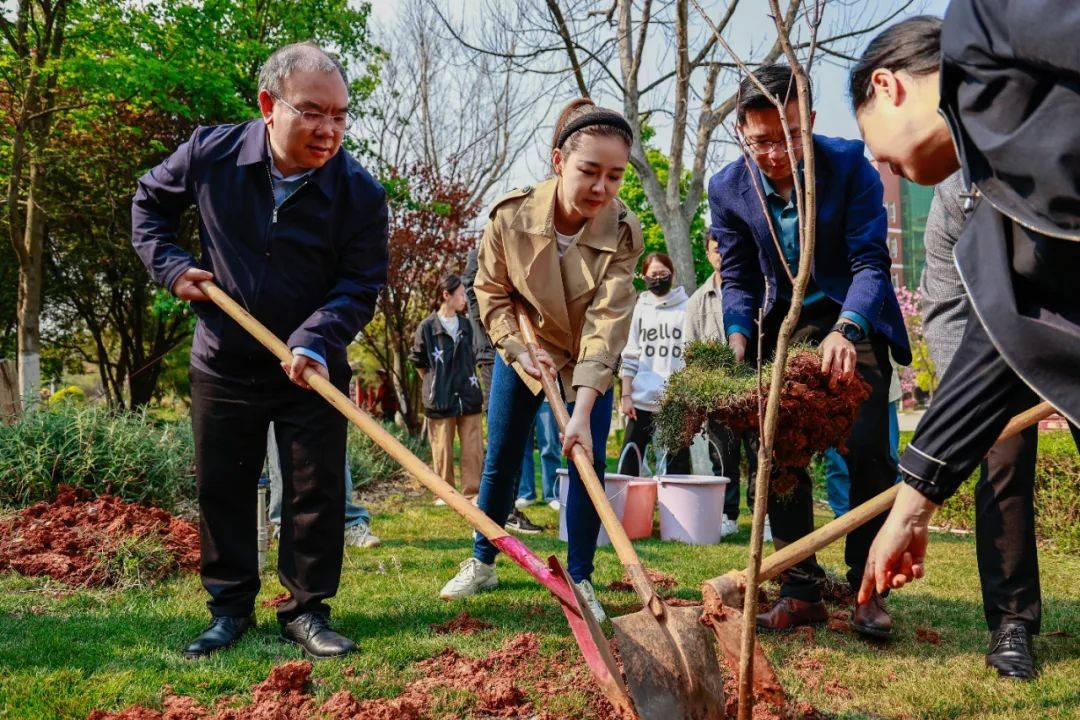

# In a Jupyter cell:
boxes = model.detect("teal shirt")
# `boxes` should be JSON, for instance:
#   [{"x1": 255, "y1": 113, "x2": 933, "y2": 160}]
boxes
[{"x1": 726, "y1": 169, "x2": 868, "y2": 340}]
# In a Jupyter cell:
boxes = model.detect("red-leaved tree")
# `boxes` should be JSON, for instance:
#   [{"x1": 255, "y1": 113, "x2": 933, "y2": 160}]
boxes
[{"x1": 359, "y1": 163, "x2": 482, "y2": 432}]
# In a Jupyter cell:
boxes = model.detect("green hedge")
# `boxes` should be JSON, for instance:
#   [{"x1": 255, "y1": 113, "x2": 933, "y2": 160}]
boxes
[
  {"x1": 0, "y1": 404, "x2": 196, "y2": 512},
  {"x1": 933, "y1": 430, "x2": 1080, "y2": 554},
  {"x1": 0, "y1": 404, "x2": 431, "y2": 512}
]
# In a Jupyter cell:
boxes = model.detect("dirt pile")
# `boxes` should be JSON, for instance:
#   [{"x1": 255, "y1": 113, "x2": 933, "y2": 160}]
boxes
[
  {"x1": 0, "y1": 485, "x2": 198, "y2": 587},
  {"x1": 87, "y1": 633, "x2": 630, "y2": 720},
  {"x1": 430, "y1": 611, "x2": 494, "y2": 635},
  {"x1": 607, "y1": 568, "x2": 677, "y2": 592}
]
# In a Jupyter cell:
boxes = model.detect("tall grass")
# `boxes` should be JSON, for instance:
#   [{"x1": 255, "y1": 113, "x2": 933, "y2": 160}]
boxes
[{"x1": 0, "y1": 404, "x2": 195, "y2": 512}]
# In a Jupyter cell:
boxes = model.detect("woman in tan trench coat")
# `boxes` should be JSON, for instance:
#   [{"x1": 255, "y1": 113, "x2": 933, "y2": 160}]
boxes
[{"x1": 438, "y1": 98, "x2": 643, "y2": 622}]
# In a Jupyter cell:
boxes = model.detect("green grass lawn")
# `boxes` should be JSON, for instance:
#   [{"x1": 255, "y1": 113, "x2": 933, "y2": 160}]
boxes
[{"x1": 1, "y1": 480, "x2": 1078, "y2": 719}]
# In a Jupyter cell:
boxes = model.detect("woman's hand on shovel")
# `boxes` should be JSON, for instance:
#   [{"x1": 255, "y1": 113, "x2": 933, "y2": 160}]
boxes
[
  {"x1": 516, "y1": 347, "x2": 557, "y2": 379},
  {"x1": 561, "y1": 387, "x2": 598, "y2": 463},
  {"x1": 858, "y1": 483, "x2": 937, "y2": 603},
  {"x1": 282, "y1": 352, "x2": 329, "y2": 390}
]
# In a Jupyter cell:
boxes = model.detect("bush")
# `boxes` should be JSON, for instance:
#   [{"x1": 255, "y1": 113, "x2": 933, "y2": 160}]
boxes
[
  {"x1": 47, "y1": 385, "x2": 86, "y2": 407},
  {"x1": 347, "y1": 420, "x2": 431, "y2": 487},
  {"x1": 934, "y1": 430, "x2": 1080, "y2": 553},
  {"x1": 0, "y1": 404, "x2": 195, "y2": 512}
]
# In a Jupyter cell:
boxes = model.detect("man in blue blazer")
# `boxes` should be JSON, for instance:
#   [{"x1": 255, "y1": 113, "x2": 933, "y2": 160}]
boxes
[{"x1": 708, "y1": 64, "x2": 910, "y2": 637}]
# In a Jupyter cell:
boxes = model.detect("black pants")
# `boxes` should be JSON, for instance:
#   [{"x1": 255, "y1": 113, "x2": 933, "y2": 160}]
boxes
[
  {"x1": 755, "y1": 299, "x2": 896, "y2": 601},
  {"x1": 977, "y1": 425, "x2": 1042, "y2": 633},
  {"x1": 620, "y1": 408, "x2": 691, "y2": 476},
  {"x1": 708, "y1": 422, "x2": 758, "y2": 519},
  {"x1": 190, "y1": 366, "x2": 348, "y2": 622}
]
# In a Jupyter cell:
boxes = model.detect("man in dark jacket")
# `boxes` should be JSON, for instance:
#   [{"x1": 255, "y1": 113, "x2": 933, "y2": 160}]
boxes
[
  {"x1": 131, "y1": 42, "x2": 388, "y2": 660},
  {"x1": 708, "y1": 64, "x2": 910, "y2": 638},
  {"x1": 851, "y1": 3, "x2": 1080, "y2": 678}
]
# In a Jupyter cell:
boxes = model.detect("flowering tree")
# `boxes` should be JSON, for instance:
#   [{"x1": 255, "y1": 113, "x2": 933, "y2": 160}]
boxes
[
  {"x1": 357, "y1": 164, "x2": 482, "y2": 433},
  {"x1": 895, "y1": 286, "x2": 937, "y2": 403}
]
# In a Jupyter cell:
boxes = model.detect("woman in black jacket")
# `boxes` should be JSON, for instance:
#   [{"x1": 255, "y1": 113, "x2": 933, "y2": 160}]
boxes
[{"x1": 409, "y1": 274, "x2": 485, "y2": 501}]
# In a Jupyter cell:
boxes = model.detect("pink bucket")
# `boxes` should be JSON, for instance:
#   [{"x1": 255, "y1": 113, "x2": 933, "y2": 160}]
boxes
[
  {"x1": 556, "y1": 470, "x2": 633, "y2": 546},
  {"x1": 621, "y1": 479, "x2": 658, "y2": 539},
  {"x1": 657, "y1": 474, "x2": 730, "y2": 545}
]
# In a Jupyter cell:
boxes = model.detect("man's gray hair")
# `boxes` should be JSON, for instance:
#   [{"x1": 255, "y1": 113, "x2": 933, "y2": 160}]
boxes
[{"x1": 258, "y1": 42, "x2": 348, "y2": 96}]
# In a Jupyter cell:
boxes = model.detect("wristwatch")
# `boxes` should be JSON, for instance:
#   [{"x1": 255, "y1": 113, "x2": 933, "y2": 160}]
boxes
[{"x1": 829, "y1": 320, "x2": 866, "y2": 343}]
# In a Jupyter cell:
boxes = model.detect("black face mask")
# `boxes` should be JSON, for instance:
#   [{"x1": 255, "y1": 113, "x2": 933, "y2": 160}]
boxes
[{"x1": 645, "y1": 275, "x2": 673, "y2": 296}]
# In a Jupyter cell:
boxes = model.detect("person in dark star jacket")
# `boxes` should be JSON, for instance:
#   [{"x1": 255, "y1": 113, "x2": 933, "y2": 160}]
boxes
[
  {"x1": 708, "y1": 64, "x2": 910, "y2": 639},
  {"x1": 850, "y1": 5, "x2": 1080, "y2": 679},
  {"x1": 131, "y1": 42, "x2": 388, "y2": 660}
]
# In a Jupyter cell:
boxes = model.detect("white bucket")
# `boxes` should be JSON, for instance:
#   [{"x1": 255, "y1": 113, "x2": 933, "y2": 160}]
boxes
[
  {"x1": 657, "y1": 474, "x2": 731, "y2": 545},
  {"x1": 556, "y1": 469, "x2": 633, "y2": 546}
]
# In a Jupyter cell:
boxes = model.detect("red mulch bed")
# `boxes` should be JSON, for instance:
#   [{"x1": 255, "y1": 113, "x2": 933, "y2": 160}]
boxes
[{"x1": 0, "y1": 485, "x2": 198, "y2": 587}]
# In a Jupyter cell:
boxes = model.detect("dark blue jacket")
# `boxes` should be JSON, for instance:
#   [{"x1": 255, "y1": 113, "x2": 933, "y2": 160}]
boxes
[
  {"x1": 707, "y1": 134, "x2": 911, "y2": 364},
  {"x1": 132, "y1": 120, "x2": 389, "y2": 381}
]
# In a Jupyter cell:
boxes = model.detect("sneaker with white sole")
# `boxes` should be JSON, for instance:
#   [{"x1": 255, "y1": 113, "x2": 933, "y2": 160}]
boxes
[
  {"x1": 439, "y1": 557, "x2": 498, "y2": 600},
  {"x1": 344, "y1": 523, "x2": 381, "y2": 548},
  {"x1": 762, "y1": 516, "x2": 773, "y2": 544},
  {"x1": 514, "y1": 497, "x2": 535, "y2": 510},
  {"x1": 547, "y1": 499, "x2": 561, "y2": 511},
  {"x1": 433, "y1": 497, "x2": 447, "y2": 506},
  {"x1": 720, "y1": 514, "x2": 738, "y2": 539},
  {"x1": 574, "y1": 578, "x2": 607, "y2": 623},
  {"x1": 505, "y1": 509, "x2": 542, "y2": 534}
]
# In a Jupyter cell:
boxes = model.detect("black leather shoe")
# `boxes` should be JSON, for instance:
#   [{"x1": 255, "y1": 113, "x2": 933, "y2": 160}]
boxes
[
  {"x1": 183, "y1": 615, "x2": 255, "y2": 659},
  {"x1": 986, "y1": 623, "x2": 1037, "y2": 680},
  {"x1": 281, "y1": 612, "x2": 358, "y2": 659}
]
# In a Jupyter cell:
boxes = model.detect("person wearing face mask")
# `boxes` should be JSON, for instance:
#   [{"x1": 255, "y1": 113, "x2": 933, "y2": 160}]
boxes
[
  {"x1": 708, "y1": 64, "x2": 910, "y2": 638},
  {"x1": 618, "y1": 252, "x2": 692, "y2": 476},
  {"x1": 438, "y1": 98, "x2": 643, "y2": 623}
]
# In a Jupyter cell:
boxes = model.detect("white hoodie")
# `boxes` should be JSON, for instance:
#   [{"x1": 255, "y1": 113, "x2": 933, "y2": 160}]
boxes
[{"x1": 620, "y1": 286, "x2": 690, "y2": 412}]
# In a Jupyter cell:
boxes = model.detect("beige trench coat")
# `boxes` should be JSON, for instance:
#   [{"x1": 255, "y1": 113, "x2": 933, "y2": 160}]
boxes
[{"x1": 474, "y1": 177, "x2": 644, "y2": 402}]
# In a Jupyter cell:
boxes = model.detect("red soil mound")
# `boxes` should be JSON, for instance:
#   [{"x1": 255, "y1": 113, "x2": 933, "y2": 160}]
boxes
[
  {"x1": 0, "y1": 485, "x2": 198, "y2": 587},
  {"x1": 607, "y1": 568, "x2": 677, "y2": 592},
  {"x1": 430, "y1": 611, "x2": 494, "y2": 635}
]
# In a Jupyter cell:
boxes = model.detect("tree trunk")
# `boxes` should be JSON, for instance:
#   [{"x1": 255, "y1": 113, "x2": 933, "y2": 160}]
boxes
[{"x1": 16, "y1": 158, "x2": 45, "y2": 406}]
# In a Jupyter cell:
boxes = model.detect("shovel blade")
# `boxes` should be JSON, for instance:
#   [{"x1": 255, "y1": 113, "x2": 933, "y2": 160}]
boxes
[{"x1": 612, "y1": 605, "x2": 725, "y2": 720}]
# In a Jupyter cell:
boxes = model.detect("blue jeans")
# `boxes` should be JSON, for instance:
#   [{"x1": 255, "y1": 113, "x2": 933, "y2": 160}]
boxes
[
  {"x1": 267, "y1": 422, "x2": 371, "y2": 528},
  {"x1": 517, "y1": 400, "x2": 562, "y2": 502},
  {"x1": 474, "y1": 355, "x2": 612, "y2": 582},
  {"x1": 822, "y1": 400, "x2": 901, "y2": 517}
]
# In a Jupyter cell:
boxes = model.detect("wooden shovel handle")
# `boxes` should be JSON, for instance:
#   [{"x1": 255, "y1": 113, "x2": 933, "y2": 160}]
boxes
[
  {"x1": 198, "y1": 280, "x2": 509, "y2": 543},
  {"x1": 514, "y1": 303, "x2": 659, "y2": 605},
  {"x1": 756, "y1": 399, "x2": 1057, "y2": 583}
]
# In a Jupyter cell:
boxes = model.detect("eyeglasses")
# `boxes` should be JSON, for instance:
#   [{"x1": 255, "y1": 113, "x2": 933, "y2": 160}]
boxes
[
  {"x1": 743, "y1": 137, "x2": 803, "y2": 156},
  {"x1": 270, "y1": 92, "x2": 353, "y2": 133}
]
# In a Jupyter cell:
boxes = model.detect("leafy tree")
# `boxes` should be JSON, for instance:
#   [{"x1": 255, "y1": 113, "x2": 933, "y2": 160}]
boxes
[{"x1": 357, "y1": 164, "x2": 482, "y2": 433}]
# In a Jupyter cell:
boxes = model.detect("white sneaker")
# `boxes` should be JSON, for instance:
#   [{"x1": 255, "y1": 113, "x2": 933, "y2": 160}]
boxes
[
  {"x1": 574, "y1": 579, "x2": 607, "y2": 623},
  {"x1": 439, "y1": 558, "x2": 498, "y2": 600},
  {"x1": 344, "y1": 523, "x2": 381, "y2": 548},
  {"x1": 763, "y1": 516, "x2": 773, "y2": 544},
  {"x1": 433, "y1": 497, "x2": 447, "y2": 506},
  {"x1": 720, "y1": 514, "x2": 738, "y2": 539},
  {"x1": 547, "y1": 499, "x2": 561, "y2": 511},
  {"x1": 514, "y1": 497, "x2": 535, "y2": 510}
]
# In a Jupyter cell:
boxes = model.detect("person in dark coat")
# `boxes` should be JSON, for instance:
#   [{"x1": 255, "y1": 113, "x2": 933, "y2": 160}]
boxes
[
  {"x1": 708, "y1": 64, "x2": 910, "y2": 638},
  {"x1": 462, "y1": 246, "x2": 496, "y2": 410},
  {"x1": 409, "y1": 273, "x2": 485, "y2": 501},
  {"x1": 850, "y1": 4, "x2": 1080, "y2": 678},
  {"x1": 132, "y1": 42, "x2": 389, "y2": 660}
]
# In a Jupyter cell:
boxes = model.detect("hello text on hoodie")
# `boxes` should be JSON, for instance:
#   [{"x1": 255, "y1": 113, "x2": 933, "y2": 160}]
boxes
[{"x1": 620, "y1": 286, "x2": 690, "y2": 412}]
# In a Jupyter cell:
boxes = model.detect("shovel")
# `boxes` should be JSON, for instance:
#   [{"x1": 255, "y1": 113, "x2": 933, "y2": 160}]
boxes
[
  {"x1": 199, "y1": 280, "x2": 636, "y2": 719},
  {"x1": 515, "y1": 303, "x2": 724, "y2": 720},
  {"x1": 699, "y1": 400, "x2": 1057, "y2": 690}
]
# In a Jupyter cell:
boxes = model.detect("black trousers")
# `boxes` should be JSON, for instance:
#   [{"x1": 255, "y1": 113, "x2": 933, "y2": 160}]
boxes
[
  {"x1": 620, "y1": 408, "x2": 691, "y2": 476},
  {"x1": 755, "y1": 299, "x2": 896, "y2": 601},
  {"x1": 977, "y1": 425, "x2": 1042, "y2": 633},
  {"x1": 708, "y1": 422, "x2": 758, "y2": 520},
  {"x1": 190, "y1": 366, "x2": 348, "y2": 622}
]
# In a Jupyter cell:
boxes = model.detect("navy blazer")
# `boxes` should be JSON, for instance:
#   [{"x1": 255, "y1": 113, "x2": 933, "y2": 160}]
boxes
[
  {"x1": 707, "y1": 134, "x2": 911, "y2": 365},
  {"x1": 132, "y1": 120, "x2": 389, "y2": 381}
]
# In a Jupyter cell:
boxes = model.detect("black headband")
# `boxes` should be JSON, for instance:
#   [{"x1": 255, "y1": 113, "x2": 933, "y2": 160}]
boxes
[{"x1": 555, "y1": 111, "x2": 633, "y2": 149}]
